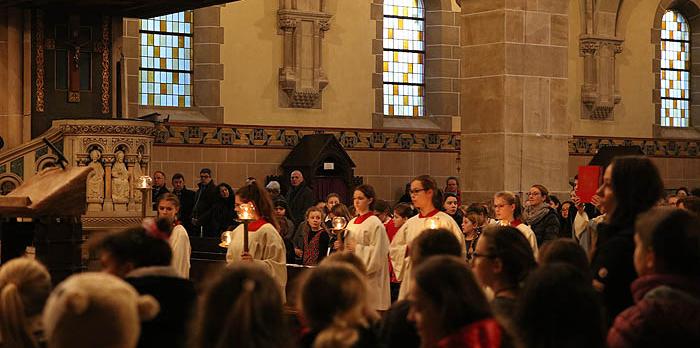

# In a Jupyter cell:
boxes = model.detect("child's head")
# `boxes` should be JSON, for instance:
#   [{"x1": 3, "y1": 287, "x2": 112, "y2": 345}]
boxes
[
  {"x1": 43, "y1": 272, "x2": 159, "y2": 348},
  {"x1": 157, "y1": 193, "x2": 180, "y2": 221},
  {"x1": 306, "y1": 206, "x2": 325, "y2": 230},
  {"x1": 192, "y1": 264, "x2": 289, "y2": 348},
  {"x1": 373, "y1": 199, "x2": 391, "y2": 222},
  {"x1": 393, "y1": 202, "x2": 414, "y2": 229},
  {"x1": 95, "y1": 225, "x2": 172, "y2": 278},
  {"x1": 273, "y1": 199, "x2": 288, "y2": 218},
  {"x1": 0, "y1": 258, "x2": 52, "y2": 348},
  {"x1": 634, "y1": 207, "x2": 700, "y2": 277}
]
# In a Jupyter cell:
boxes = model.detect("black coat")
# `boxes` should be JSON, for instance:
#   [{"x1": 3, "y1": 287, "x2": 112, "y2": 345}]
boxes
[
  {"x1": 591, "y1": 222, "x2": 637, "y2": 325},
  {"x1": 173, "y1": 188, "x2": 196, "y2": 233},
  {"x1": 125, "y1": 267, "x2": 197, "y2": 348},
  {"x1": 380, "y1": 300, "x2": 420, "y2": 348},
  {"x1": 151, "y1": 185, "x2": 170, "y2": 210},
  {"x1": 193, "y1": 181, "x2": 218, "y2": 234},
  {"x1": 530, "y1": 208, "x2": 560, "y2": 247},
  {"x1": 285, "y1": 183, "x2": 314, "y2": 226}
]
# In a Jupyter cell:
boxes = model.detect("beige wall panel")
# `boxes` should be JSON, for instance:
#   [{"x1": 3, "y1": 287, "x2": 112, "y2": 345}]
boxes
[
  {"x1": 216, "y1": 163, "x2": 247, "y2": 187},
  {"x1": 220, "y1": 0, "x2": 373, "y2": 128},
  {"x1": 348, "y1": 151, "x2": 381, "y2": 176},
  {"x1": 568, "y1": 0, "x2": 659, "y2": 137}
]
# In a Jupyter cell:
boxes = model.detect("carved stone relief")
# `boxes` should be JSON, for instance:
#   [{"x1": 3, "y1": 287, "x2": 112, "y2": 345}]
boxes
[
  {"x1": 580, "y1": 36, "x2": 623, "y2": 120},
  {"x1": 278, "y1": 1, "x2": 332, "y2": 109},
  {"x1": 111, "y1": 150, "x2": 130, "y2": 209},
  {"x1": 86, "y1": 148, "x2": 105, "y2": 211}
]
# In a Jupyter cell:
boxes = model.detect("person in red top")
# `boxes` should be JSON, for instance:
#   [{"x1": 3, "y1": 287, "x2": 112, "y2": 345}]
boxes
[
  {"x1": 408, "y1": 255, "x2": 514, "y2": 348},
  {"x1": 374, "y1": 199, "x2": 400, "y2": 303}
]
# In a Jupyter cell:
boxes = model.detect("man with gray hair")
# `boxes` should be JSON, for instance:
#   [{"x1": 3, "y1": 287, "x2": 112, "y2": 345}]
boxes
[{"x1": 285, "y1": 170, "x2": 314, "y2": 226}]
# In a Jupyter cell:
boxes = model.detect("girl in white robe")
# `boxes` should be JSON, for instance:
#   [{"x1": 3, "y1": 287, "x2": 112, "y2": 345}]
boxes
[
  {"x1": 493, "y1": 191, "x2": 539, "y2": 257},
  {"x1": 343, "y1": 184, "x2": 391, "y2": 310},
  {"x1": 225, "y1": 182, "x2": 287, "y2": 300},
  {"x1": 156, "y1": 193, "x2": 191, "y2": 278},
  {"x1": 390, "y1": 175, "x2": 466, "y2": 301}
]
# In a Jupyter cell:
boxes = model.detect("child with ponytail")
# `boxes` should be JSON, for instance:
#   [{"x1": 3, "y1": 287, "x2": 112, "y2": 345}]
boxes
[{"x1": 0, "y1": 258, "x2": 52, "y2": 348}]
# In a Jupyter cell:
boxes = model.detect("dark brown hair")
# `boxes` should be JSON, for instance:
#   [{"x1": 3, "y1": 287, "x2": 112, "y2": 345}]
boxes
[
  {"x1": 158, "y1": 192, "x2": 180, "y2": 209},
  {"x1": 539, "y1": 239, "x2": 591, "y2": 280},
  {"x1": 607, "y1": 156, "x2": 664, "y2": 228},
  {"x1": 353, "y1": 184, "x2": 377, "y2": 211},
  {"x1": 393, "y1": 202, "x2": 414, "y2": 218},
  {"x1": 412, "y1": 175, "x2": 442, "y2": 209},
  {"x1": 191, "y1": 264, "x2": 289, "y2": 348},
  {"x1": 413, "y1": 256, "x2": 492, "y2": 336},
  {"x1": 236, "y1": 182, "x2": 279, "y2": 231},
  {"x1": 635, "y1": 207, "x2": 700, "y2": 276},
  {"x1": 410, "y1": 228, "x2": 462, "y2": 266},
  {"x1": 479, "y1": 225, "x2": 536, "y2": 288}
]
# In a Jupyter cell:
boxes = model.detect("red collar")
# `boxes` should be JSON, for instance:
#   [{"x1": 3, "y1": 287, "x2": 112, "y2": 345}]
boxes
[
  {"x1": 248, "y1": 219, "x2": 268, "y2": 232},
  {"x1": 437, "y1": 318, "x2": 502, "y2": 348},
  {"x1": 418, "y1": 209, "x2": 440, "y2": 218},
  {"x1": 354, "y1": 212, "x2": 374, "y2": 224},
  {"x1": 510, "y1": 219, "x2": 522, "y2": 227}
]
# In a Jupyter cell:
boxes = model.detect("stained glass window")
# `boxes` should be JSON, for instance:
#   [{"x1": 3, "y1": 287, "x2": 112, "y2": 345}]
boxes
[
  {"x1": 660, "y1": 11, "x2": 690, "y2": 127},
  {"x1": 139, "y1": 11, "x2": 192, "y2": 107},
  {"x1": 383, "y1": 0, "x2": 424, "y2": 117}
]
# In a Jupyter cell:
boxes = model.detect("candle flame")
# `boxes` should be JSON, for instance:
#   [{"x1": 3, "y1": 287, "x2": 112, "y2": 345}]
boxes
[
  {"x1": 238, "y1": 203, "x2": 255, "y2": 221},
  {"x1": 138, "y1": 175, "x2": 152, "y2": 189},
  {"x1": 219, "y1": 231, "x2": 233, "y2": 248},
  {"x1": 332, "y1": 216, "x2": 347, "y2": 230}
]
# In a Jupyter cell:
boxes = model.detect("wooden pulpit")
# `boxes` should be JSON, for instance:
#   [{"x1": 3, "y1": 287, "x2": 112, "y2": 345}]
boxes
[{"x1": 0, "y1": 166, "x2": 92, "y2": 284}]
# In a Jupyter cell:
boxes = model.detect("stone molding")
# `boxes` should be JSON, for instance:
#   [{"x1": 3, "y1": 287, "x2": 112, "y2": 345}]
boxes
[
  {"x1": 154, "y1": 122, "x2": 460, "y2": 152},
  {"x1": 570, "y1": 135, "x2": 699, "y2": 158},
  {"x1": 579, "y1": 35, "x2": 623, "y2": 120},
  {"x1": 277, "y1": 4, "x2": 332, "y2": 109}
]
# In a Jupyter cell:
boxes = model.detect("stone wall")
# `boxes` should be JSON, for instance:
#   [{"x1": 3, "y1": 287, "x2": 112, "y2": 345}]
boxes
[{"x1": 150, "y1": 146, "x2": 458, "y2": 204}]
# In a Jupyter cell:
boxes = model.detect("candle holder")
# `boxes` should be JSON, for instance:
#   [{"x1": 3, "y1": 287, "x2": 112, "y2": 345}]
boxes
[
  {"x1": 136, "y1": 175, "x2": 152, "y2": 219},
  {"x1": 237, "y1": 203, "x2": 256, "y2": 253},
  {"x1": 219, "y1": 231, "x2": 233, "y2": 248},
  {"x1": 331, "y1": 216, "x2": 347, "y2": 251}
]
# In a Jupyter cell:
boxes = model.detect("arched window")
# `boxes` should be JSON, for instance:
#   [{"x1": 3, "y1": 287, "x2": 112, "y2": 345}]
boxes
[
  {"x1": 660, "y1": 10, "x2": 690, "y2": 127},
  {"x1": 383, "y1": 0, "x2": 424, "y2": 117},
  {"x1": 139, "y1": 11, "x2": 193, "y2": 107}
]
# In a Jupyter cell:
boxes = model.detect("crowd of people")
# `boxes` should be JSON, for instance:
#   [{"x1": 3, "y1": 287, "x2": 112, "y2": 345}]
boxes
[{"x1": 0, "y1": 156, "x2": 699, "y2": 348}]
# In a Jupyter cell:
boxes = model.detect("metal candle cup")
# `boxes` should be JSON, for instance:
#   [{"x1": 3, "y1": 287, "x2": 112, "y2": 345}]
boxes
[{"x1": 237, "y1": 203, "x2": 255, "y2": 253}]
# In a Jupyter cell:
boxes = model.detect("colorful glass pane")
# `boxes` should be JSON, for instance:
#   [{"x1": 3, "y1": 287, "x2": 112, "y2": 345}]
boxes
[
  {"x1": 139, "y1": 11, "x2": 192, "y2": 107},
  {"x1": 383, "y1": 0, "x2": 424, "y2": 117},
  {"x1": 660, "y1": 11, "x2": 690, "y2": 127}
]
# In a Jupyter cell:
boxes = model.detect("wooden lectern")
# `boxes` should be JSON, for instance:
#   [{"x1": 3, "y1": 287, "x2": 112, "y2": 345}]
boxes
[{"x1": 0, "y1": 166, "x2": 92, "y2": 284}]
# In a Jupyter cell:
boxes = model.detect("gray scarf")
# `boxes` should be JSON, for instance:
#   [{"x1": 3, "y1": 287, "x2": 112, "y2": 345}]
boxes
[{"x1": 523, "y1": 202, "x2": 550, "y2": 226}]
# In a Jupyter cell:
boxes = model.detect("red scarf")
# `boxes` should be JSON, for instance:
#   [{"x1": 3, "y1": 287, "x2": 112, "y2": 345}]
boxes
[{"x1": 437, "y1": 318, "x2": 503, "y2": 348}]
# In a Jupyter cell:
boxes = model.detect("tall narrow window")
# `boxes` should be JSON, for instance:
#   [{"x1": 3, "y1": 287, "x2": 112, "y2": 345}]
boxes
[
  {"x1": 660, "y1": 11, "x2": 690, "y2": 127},
  {"x1": 383, "y1": 0, "x2": 424, "y2": 117},
  {"x1": 139, "y1": 11, "x2": 193, "y2": 107}
]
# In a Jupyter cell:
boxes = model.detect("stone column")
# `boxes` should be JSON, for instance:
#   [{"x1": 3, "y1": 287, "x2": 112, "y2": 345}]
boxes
[
  {"x1": 459, "y1": 1, "x2": 570, "y2": 202},
  {"x1": 102, "y1": 155, "x2": 114, "y2": 212},
  {"x1": 0, "y1": 7, "x2": 24, "y2": 149},
  {"x1": 126, "y1": 154, "x2": 137, "y2": 212}
]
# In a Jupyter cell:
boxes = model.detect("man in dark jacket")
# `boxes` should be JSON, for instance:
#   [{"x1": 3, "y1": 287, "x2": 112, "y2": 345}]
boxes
[
  {"x1": 285, "y1": 170, "x2": 314, "y2": 226},
  {"x1": 152, "y1": 171, "x2": 170, "y2": 210},
  {"x1": 171, "y1": 173, "x2": 196, "y2": 233},
  {"x1": 192, "y1": 168, "x2": 218, "y2": 236}
]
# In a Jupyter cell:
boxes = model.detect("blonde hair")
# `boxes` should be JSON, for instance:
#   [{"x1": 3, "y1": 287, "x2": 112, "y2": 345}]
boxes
[
  {"x1": 0, "y1": 258, "x2": 51, "y2": 348},
  {"x1": 299, "y1": 263, "x2": 376, "y2": 348}
]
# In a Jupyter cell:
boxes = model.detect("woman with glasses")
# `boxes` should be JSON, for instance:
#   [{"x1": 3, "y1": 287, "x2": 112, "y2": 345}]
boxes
[
  {"x1": 471, "y1": 225, "x2": 537, "y2": 319},
  {"x1": 523, "y1": 184, "x2": 560, "y2": 247},
  {"x1": 493, "y1": 191, "x2": 539, "y2": 256},
  {"x1": 390, "y1": 175, "x2": 466, "y2": 301}
]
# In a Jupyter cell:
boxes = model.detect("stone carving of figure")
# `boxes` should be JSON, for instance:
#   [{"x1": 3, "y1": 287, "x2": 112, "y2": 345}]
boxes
[
  {"x1": 86, "y1": 149, "x2": 105, "y2": 202},
  {"x1": 111, "y1": 150, "x2": 130, "y2": 203},
  {"x1": 132, "y1": 151, "x2": 144, "y2": 203}
]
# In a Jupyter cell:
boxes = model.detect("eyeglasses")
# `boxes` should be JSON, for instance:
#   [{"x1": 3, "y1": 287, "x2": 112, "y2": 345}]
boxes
[
  {"x1": 409, "y1": 189, "x2": 426, "y2": 195},
  {"x1": 526, "y1": 192, "x2": 541, "y2": 196},
  {"x1": 200, "y1": 175, "x2": 210, "y2": 179},
  {"x1": 471, "y1": 252, "x2": 497, "y2": 259}
]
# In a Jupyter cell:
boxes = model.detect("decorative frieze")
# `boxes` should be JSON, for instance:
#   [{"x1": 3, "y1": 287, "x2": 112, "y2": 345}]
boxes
[
  {"x1": 579, "y1": 35, "x2": 623, "y2": 120},
  {"x1": 570, "y1": 136, "x2": 699, "y2": 158},
  {"x1": 154, "y1": 123, "x2": 460, "y2": 152},
  {"x1": 277, "y1": 1, "x2": 332, "y2": 109}
]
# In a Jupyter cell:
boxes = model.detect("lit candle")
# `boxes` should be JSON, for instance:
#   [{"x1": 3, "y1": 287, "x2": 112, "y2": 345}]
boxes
[
  {"x1": 219, "y1": 231, "x2": 233, "y2": 248},
  {"x1": 332, "y1": 216, "x2": 347, "y2": 231},
  {"x1": 137, "y1": 175, "x2": 152, "y2": 189},
  {"x1": 238, "y1": 203, "x2": 255, "y2": 221}
]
